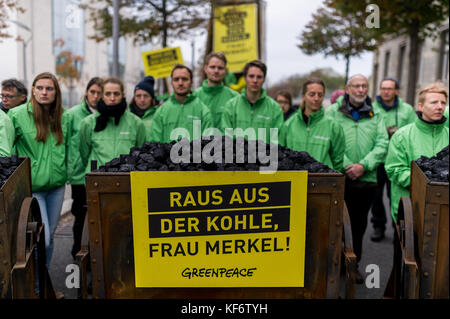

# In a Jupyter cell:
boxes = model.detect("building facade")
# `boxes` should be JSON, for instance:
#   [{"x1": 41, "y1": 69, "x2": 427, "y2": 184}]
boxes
[
  {"x1": 371, "y1": 22, "x2": 449, "y2": 106},
  {"x1": 14, "y1": 0, "x2": 145, "y2": 107}
]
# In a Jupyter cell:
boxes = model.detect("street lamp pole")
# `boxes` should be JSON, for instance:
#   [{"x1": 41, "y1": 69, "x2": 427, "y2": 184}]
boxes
[{"x1": 112, "y1": 0, "x2": 120, "y2": 77}]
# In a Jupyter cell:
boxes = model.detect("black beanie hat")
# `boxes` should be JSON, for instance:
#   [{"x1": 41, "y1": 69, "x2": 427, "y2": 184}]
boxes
[{"x1": 135, "y1": 76, "x2": 156, "y2": 100}]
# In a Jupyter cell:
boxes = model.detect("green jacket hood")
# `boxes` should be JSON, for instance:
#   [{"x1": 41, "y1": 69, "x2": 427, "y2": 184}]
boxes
[{"x1": 200, "y1": 79, "x2": 225, "y2": 93}]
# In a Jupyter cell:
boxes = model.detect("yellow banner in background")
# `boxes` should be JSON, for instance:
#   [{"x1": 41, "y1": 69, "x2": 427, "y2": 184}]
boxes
[
  {"x1": 131, "y1": 171, "x2": 308, "y2": 288},
  {"x1": 141, "y1": 47, "x2": 184, "y2": 79},
  {"x1": 213, "y1": 3, "x2": 259, "y2": 73}
]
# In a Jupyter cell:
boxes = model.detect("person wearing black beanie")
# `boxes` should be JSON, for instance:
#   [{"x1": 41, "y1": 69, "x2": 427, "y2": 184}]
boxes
[
  {"x1": 79, "y1": 77, "x2": 147, "y2": 173},
  {"x1": 129, "y1": 76, "x2": 159, "y2": 136}
]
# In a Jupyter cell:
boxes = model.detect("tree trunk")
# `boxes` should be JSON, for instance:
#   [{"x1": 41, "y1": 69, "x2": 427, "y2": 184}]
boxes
[
  {"x1": 344, "y1": 30, "x2": 352, "y2": 85},
  {"x1": 344, "y1": 54, "x2": 350, "y2": 85},
  {"x1": 406, "y1": 20, "x2": 420, "y2": 106},
  {"x1": 162, "y1": 0, "x2": 168, "y2": 47}
]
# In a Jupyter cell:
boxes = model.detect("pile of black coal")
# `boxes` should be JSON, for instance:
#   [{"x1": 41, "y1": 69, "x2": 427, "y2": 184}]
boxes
[
  {"x1": 0, "y1": 154, "x2": 23, "y2": 188},
  {"x1": 96, "y1": 137, "x2": 337, "y2": 173},
  {"x1": 415, "y1": 145, "x2": 449, "y2": 182}
]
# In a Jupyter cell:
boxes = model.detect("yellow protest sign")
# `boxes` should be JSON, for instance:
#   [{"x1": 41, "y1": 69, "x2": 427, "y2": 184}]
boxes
[
  {"x1": 130, "y1": 171, "x2": 308, "y2": 288},
  {"x1": 141, "y1": 47, "x2": 184, "y2": 79},
  {"x1": 213, "y1": 3, "x2": 259, "y2": 73}
]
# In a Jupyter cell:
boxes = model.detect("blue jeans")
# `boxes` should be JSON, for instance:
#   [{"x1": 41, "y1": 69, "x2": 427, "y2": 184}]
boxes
[{"x1": 33, "y1": 185, "x2": 66, "y2": 267}]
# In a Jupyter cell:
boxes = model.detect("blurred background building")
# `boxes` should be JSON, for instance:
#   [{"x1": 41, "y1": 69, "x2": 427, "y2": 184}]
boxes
[
  {"x1": 13, "y1": 0, "x2": 144, "y2": 107},
  {"x1": 371, "y1": 22, "x2": 449, "y2": 106}
]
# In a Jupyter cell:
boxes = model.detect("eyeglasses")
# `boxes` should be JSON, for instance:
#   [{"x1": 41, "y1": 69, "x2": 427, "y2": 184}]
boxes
[
  {"x1": 350, "y1": 84, "x2": 368, "y2": 89},
  {"x1": 0, "y1": 93, "x2": 22, "y2": 100}
]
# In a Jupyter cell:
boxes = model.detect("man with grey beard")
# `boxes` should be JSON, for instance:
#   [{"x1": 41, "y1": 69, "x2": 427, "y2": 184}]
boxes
[{"x1": 326, "y1": 74, "x2": 388, "y2": 284}]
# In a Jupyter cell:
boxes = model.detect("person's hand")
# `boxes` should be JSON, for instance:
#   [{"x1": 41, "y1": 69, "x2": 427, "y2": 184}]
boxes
[
  {"x1": 345, "y1": 164, "x2": 365, "y2": 180},
  {"x1": 387, "y1": 126, "x2": 398, "y2": 138}
]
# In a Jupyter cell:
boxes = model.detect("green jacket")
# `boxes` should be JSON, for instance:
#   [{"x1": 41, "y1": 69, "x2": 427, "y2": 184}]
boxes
[
  {"x1": 0, "y1": 109, "x2": 14, "y2": 157},
  {"x1": 325, "y1": 97, "x2": 389, "y2": 183},
  {"x1": 372, "y1": 97, "x2": 416, "y2": 130},
  {"x1": 66, "y1": 99, "x2": 94, "y2": 185},
  {"x1": 129, "y1": 103, "x2": 159, "y2": 138},
  {"x1": 220, "y1": 89, "x2": 284, "y2": 144},
  {"x1": 148, "y1": 93, "x2": 213, "y2": 143},
  {"x1": 445, "y1": 105, "x2": 449, "y2": 128},
  {"x1": 8, "y1": 103, "x2": 69, "y2": 192},
  {"x1": 385, "y1": 117, "x2": 449, "y2": 222},
  {"x1": 141, "y1": 106, "x2": 158, "y2": 137},
  {"x1": 194, "y1": 80, "x2": 238, "y2": 128},
  {"x1": 79, "y1": 110, "x2": 147, "y2": 173},
  {"x1": 279, "y1": 107, "x2": 345, "y2": 172}
]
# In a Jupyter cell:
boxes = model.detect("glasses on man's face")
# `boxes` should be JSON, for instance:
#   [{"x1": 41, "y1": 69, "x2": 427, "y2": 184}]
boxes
[
  {"x1": 350, "y1": 84, "x2": 368, "y2": 89},
  {"x1": 0, "y1": 93, "x2": 22, "y2": 100}
]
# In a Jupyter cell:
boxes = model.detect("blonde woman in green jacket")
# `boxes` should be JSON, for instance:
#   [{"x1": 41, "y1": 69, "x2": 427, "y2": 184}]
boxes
[
  {"x1": 0, "y1": 109, "x2": 14, "y2": 156},
  {"x1": 386, "y1": 83, "x2": 449, "y2": 222},
  {"x1": 280, "y1": 78, "x2": 345, "y2": 172},
  {"x1": 66, "y1": 77, "x2": 103, "y2": 259},
  {"x1": 79, "y1": 77, "x2": 147, "y2": 173},
  {"x1": 8, "y1": 72, "x2": 68, "y2": 266}
]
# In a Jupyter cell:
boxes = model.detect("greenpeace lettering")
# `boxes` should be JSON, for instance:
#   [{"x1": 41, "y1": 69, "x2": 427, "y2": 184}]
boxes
[{"x1": 169, "y1": 120, "x2": 279, "y2": 172}]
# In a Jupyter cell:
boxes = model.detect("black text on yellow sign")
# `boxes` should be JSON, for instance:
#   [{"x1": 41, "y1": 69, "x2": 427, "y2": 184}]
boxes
[
  {"x1": 149, "y1": 209, "x2": 290, "y2": 238},
  {"x1": 147, "y1": 182, "x2": 290, "y2": 239},
  {"x1": 148, "y1": 237, "x2": 291, "y2": 258},
  {"x1": 130, "y1": 171, "x2": 308, "y2": 288},
  {"x1": 148, "y1": 182, "x2": 290, "y2": 212}
]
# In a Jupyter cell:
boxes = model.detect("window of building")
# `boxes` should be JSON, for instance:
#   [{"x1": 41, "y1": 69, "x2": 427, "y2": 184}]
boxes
[
  {"x1": 397, "y1": 44, "x2": 406, "y2": 87},
  {"x1": 383, "y1": 50, "x2": 390, "y2": 78},
  {"x1": 418, "y1": 43, "x2": 425, "y2": 84},
  {"x1": 52, "y1": 0, "x2": 85, "y2": 65},
  {"x1": 437, "y1": 29, "x2": 449, "y2": 81},
  {"x1": 372, "y1": 62, "x2": 379, "y2": 98},
  {"x1": 52, "y1": 0, "x2": 85, "y2": 107}
]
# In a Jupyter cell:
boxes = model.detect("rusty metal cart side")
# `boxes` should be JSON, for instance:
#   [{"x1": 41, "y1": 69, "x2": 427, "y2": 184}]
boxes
[
  {"x1": 0, "y1": 157, "x2": 32, "y2": 298},
  {"x1": 0, "y1": 157, "x2": 56, "y2": 299},
  {"x1": 385, "y1": 161, "x2": 449, "y2": 299},
  {"x1": 80, "y1": 171, "x2": 355, "y2": 299}
]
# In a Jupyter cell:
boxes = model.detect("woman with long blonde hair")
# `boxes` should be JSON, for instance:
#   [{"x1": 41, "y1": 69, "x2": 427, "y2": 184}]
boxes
[{"x1": 8, "y1": 72, "x2": 69, "y2": 266}]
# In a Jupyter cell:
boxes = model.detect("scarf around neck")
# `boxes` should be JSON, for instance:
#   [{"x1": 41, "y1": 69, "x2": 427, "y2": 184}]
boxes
[
  {"x1": 94, "y1": 98, "x2": 127, "y2": 132},
  {"x1": 129, "y1": 101, "x2": 148, "y2": 118},
  {"x1": 376, "y1": 95, "x2": 399, "y2": 112},
  {"x1": 417, "y1": 111, "x2": 447, "y2": 125}
]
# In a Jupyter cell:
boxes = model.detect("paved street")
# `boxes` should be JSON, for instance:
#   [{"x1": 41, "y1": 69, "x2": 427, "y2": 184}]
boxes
[{"x1": 49, "y1": 186, "x2": 394, "y2": 299}]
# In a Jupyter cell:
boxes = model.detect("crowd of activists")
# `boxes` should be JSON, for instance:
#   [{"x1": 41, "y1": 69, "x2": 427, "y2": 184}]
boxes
[{"x1": 0, "y1": 51, "x2": 449, "y2": 285}]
